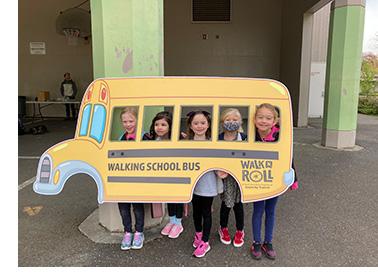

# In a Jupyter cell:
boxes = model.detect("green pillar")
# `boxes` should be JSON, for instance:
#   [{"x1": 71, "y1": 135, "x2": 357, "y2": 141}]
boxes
[
  {"x1": 321, "y1": 0, "x2": 365, "y2": 148},
  {"x1": 91, "y1": 0, "x2": 164, "y2": 78},
  {"x1": 90, "y1": 0, "x2": 165, "y2": 232}
]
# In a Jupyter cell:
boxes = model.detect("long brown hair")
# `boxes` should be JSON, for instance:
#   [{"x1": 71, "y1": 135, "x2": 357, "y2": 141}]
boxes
[
  {"x1": 186, "y1": 110, "x2": 212, "y2": 140},
  {"x1": 149, "y1": 111, "x2": 172, "y2": 140}
]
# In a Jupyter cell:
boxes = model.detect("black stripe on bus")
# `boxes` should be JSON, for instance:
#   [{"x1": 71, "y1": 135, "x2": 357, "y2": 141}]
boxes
[
  {"x1": 108, "y1": 149, "x2": 278, "y2": 160},
  {"x1": 108, "y1": 176, "x2": 191, "y2": 184}
]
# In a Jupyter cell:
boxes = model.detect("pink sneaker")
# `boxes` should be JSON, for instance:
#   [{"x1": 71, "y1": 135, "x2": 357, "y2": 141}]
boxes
[
  {"x1": 193, "y1": 241, "x2": 211, "y2": 258},
  {"x1": 193, "y1": 232, "x2": 203, "y2": 248},
  {"x1": 168, "y1": 224, "x2": 184, "y2": 239},
  {"x1": 161, "y1": 222, "x2": 174, "y2": 236}
]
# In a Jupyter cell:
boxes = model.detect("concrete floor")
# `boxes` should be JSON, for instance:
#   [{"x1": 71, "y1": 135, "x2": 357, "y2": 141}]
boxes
[{"x1": 18, "y1": 115, "x2": 378, "y2": 266}]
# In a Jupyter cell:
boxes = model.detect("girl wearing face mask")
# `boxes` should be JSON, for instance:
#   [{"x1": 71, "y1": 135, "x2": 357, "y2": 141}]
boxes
[{"x1": 216, "y1": 108, "x2": 247, "y2": 248}]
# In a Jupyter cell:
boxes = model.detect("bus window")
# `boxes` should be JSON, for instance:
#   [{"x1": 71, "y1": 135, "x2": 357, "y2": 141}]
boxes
[
  {"x1": 254, "y1": 103, "x2": 280, "y2": 143},
  {"x1": 180, "y1": 106, "x2": 213, "y2": 141},
  {"x1": 89, "y1": 104, "x2": 107, "y2": 143},
  {"x1": 79, "y1": 104, "x2": 92, "y2": 136},
  {"x1": 141, "y1": 106, "x2": 174, "y2": 141},
  {"x1": 110, "y1": 106, "x2": 139, "y2": 141},
  {"x1": 218, "y1": 106, "x2": 249, "y2": 142}
]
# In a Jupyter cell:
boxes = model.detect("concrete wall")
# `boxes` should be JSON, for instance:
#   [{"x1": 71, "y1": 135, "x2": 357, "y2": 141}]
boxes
[
  {"x1": 308, "y1": 2, "x2": 331, "y2": 118},
  {"x1": 19, "y1": 0, "x2": 328, "y2": 124},
  {"x1": 280, "y1": 0, "x2": 325, "y2": 125},
  {"x1": 312, "y1": 3, "x2": 331, "y2": 62},
  {"x1": 164, "y1": 0, "x2": 283, "y2": 79},
  {"x1": 19, "y1": 0, "x2": 93, "y2": 117}
]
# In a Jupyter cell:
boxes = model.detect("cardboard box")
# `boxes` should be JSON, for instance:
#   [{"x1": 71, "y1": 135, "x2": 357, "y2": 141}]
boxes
[{"x1": 38, "y1": 91, "x2": 49, "y2": 101}]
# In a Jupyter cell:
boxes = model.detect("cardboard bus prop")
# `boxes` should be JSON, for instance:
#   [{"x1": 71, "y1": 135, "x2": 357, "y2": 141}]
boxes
[{"x1": 33, "y1": 77, "x2": 296, "y2": 203}]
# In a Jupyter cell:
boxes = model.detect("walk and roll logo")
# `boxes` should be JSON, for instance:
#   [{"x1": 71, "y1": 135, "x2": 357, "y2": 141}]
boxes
[{"x1": 241, "y1": 160, "x2": 273, "y2": 183}]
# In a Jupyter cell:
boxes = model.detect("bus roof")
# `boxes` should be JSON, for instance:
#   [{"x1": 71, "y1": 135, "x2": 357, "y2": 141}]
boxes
[{"x1": 89, "y1": 77, "x2": 290, "y2": 100}]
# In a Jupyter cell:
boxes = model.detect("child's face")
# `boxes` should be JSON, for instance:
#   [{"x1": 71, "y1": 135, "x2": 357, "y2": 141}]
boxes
[
  {"x1": 154, "y1": 118, "x2": 169, "y2": 137},
  {"x1": 121, "y1": 112, "x2": 137, "y2": 134},
  {"x1": 190, "y1": 114, "x2": 209, "y2": 137},
  {"x1": 224, "y1": 113, "x2": 241, "y2": 124},
  {"x1": 254, "y1": 107, "x2": 276, "y2": 132}
]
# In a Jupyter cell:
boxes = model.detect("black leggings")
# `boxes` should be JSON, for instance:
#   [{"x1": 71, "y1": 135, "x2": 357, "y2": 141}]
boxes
[
  {"x1": 192, "y1": 194, "x2": 214, "y2": 242},
  {"x1": 167, "y1": 203, "x2": 184, "y2": 219},
  {"x1": 220, "y1": 201, "x2": 244, "y2": 231}
]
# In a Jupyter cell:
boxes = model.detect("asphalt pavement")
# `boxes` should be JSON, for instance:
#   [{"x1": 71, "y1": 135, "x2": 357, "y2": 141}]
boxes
[{"x1": 18, "y1": 115, "x2": 378, "y2": 266}]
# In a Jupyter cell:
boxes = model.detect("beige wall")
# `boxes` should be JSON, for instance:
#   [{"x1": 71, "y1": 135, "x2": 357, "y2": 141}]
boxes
[
  {"x1": 19, "y1": 0, "x2": 93, "y2": 117},
  {"x1": 19, "y1": 0, "x2": 328, "y2": 124},
  {"x1": 164, "y1": 0, "x2": 283, "y2": 79},
  {"x1": 279, "y1": 0, "x2": 325, "y2": 125},
  {"x1": 312, "y1": 2, "x2": 331, "y2": 62}
]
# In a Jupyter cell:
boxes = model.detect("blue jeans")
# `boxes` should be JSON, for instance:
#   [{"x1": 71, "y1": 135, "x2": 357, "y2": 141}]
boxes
[
  {"x1": 118, "y1": 203, "x2": 145, "y2": 233},
  {"x1": 252, "y1": 196, "x2": 279, "y2": 243}
]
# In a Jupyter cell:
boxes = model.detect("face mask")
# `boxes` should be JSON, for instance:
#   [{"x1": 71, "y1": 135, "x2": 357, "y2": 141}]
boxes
[{"x1": 223, "y1": 121, "x2": 240, "y2": 132}]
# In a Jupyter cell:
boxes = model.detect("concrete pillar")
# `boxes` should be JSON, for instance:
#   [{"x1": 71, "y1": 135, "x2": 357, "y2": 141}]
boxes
[
  {"x1": 90, "y1": 0, "x2": 165, "y2": 232},
  {"x1": 321, "y1": 0, "x2": 365, "y2": 148},
  {"x1": 297, "y1": 12, "x2": 314, "y2": 127}
]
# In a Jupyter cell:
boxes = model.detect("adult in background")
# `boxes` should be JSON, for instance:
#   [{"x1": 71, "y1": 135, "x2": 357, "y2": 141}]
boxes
[{"x1": 60, "y1": 72, "x2": 77, "y2": 120}]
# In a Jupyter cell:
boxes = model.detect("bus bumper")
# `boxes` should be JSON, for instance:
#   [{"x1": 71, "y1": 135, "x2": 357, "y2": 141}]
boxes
[{"x1": 283, "y1": 168, "x2": 295, "y2": 187}]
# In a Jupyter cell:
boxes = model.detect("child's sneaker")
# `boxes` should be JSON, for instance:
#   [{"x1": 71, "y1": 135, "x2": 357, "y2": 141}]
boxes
[
  {"x1": 168, "y1": 224, "x2": 184, "y2": 239},
  {"x1": 262, "y1": 242, "x2": 276, "y2": 260},
  {"x1": 233, "y1": 230, "x2": 245, "y2": 247},
  {"x1": 120, "y1": 232, "x2": 133, "y2": 250},
  {"x1": 131, "y1": 232, "x2": 144, "y2": 249},
  {"x1": 250, "y1": 242, "x2": 262, "y2": 260},
  {"x1": 161, "y1": 222, "x2": 174, "y2": 236},
  {"x1": 192, "y1": 232, "x2": 203, "y2": 248},
  {"x1": 218, "y1": 227, "x2": 231, "y2": 245},
  {"x1": 193, "y1": 241, "x2": 211, "y2": 258}
]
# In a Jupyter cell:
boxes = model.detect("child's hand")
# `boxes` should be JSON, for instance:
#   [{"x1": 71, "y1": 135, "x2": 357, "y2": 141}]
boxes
[
  {"x1": 180, "y1": 132, "x2": 187, "y2": 139},
  {"x1": 216, "y1": 170, "x2": 229, "y2": 179},
  {"x1": 290, "y1": 181, "x2": 298, "y2": 190}
]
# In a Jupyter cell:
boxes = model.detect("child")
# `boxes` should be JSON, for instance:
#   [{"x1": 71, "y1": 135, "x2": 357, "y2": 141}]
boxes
[
  {"x1": 250, "y1": 103, "x2": 298, "y2": 260},
  {"x1": 186, "y1": 110, "x2": 218, "y2": 258},
  {"x1": 217, "y1": 108, "x2": 247, "y2": 247},
  {"x1": 118, "y1": 107, "x2": 145, "y2": 250},
  {"x1": 143, "y1": 111, "x2": 185, "y2": 239}
]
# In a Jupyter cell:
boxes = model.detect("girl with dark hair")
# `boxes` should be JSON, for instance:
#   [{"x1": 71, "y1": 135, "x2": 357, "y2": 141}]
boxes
[
  {"x1": 143, "y1": 111, "x2": 172, "y2": 140},
  {"x1": 186, "y1": 110, "x2": 218, "y2": 258},
  {"x1": 185, "y1": 110, "x2": 212, "y2": 140},
  {"x1": 143, "y1": 111, "x2": 185, "y2": 239}
]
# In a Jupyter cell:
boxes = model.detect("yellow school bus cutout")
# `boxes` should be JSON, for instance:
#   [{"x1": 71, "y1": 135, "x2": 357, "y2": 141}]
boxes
[{"x1": 33, "y1": 77, "x2": 295, "y2": 204}]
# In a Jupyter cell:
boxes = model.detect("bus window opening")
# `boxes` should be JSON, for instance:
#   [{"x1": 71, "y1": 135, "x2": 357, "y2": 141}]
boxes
[
  {"x1": 254, "y1": 103, "x2": 280, "y2": 143},
  {"x1": 218, "y1": 106, "x2": 249, "y2": 142},
  {"x1": 110, "y1": 106, "x2": 139, "y2": 141},
  {"x1": 142, "y1": 106, "x2": 174, "y2": 141}
]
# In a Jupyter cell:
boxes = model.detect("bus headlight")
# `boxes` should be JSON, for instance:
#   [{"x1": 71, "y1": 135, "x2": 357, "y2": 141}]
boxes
[
  {"x1": 40, "y1": 156, "x2": 51, "y2": 184},
  {"x1": 53, "y1": 170, "x2": 60, "y2": 184}
]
